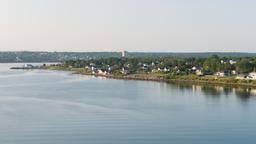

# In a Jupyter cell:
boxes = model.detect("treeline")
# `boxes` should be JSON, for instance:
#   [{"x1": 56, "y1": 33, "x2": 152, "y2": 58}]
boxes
[
  {"x1": 0, "y1": 51, "x2": 255, "y2": 63},
  {"x1": 0, "y1": 52, "x2": 120, "y2": 62}
]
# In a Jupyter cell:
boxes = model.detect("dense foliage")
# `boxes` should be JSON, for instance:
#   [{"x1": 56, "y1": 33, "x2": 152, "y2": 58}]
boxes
[{"x1": 0, "y1": 52, "x2": 255, "y2": 63}]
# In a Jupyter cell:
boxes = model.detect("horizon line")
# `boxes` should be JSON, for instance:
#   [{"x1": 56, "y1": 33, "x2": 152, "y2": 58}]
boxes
[{"x1": 0, "y1": 51, "x2": 255, "y2": 53}]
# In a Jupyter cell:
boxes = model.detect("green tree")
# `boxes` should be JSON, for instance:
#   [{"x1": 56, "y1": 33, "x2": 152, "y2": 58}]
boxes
[
  {"x1": 203, "y1": 55, "x2": 221, "y2": 73},
  {"x1": 236, "y1": 58, "x2": 253, "y2": 73}
]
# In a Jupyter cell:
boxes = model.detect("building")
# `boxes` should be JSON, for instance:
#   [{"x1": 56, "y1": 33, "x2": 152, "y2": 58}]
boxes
[
  {"x1": 215, "y1": 71, "x2": 229, "y2": 77},
  {"x1": 196, "y1": 69, "x2": 204, "y2": 76},
  {"x1": 248, "y1": 72, "x2": 256, "y2": 80},
  {"x1": 231, "y1": 70, "x2": 237, "y2": 75},
  {"x1": 24, "y1": 64, "x2": 34, "y2": 68},
  {"x1": 157, "y1": 67, "x2": 170, "y2": 72},
  {"x1": 98, "y1": 70, "x2": 108, "y2": 76},
  {"x1": 121, "y1": 51, "x2": 128, "y2": 57},
  {"x1": 229, "y1": 60, "x2": 237, "y2": 65}
]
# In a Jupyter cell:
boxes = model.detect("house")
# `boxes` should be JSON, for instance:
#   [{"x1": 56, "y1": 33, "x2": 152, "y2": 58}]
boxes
[
  {"x1": 85, "y1": 66, "x2": 90, "y2": 69},
  {"x1": 191, "y1": 66, "x2": 204, "y2": 76},
  {"x1": 248, "y1": 72, "x2": 256, "y2": 80},
  {"x1": 157, "y1": 67, "x2": 170, "y2": 72},
  {"x1": 98, "y1": 70, "x2": 108, "y2": 76},
  {"x1": 220, "y1": 60, "x2": 226, "y2": 64},
  {"x1": 215, "y1": 71, "x2": 229, "y2": 77},
  {"x1": 196, "y1": 69, "x2": 204, "y2": 76},
  {"x1": 24, "y1": 64, "x2": 34, "y2": 68},
  {"x1": 91, "y1": 66, "x2": 96, "y2": 71},
  {"x1": 229, "y1": 60, "x2": 237, "y2": 65},
  {"x1": 141, "y1": 64, "x2": 149, "y2": 70},
  {"x1": 231, "y1": 70, "x2": 237, "y2": 75},
  {"x1": 191, "y1": 66, "x2": 198, "y2": 71},
  {"x1": 163, "y1": 67, "x2": 170, "y2": 72}
]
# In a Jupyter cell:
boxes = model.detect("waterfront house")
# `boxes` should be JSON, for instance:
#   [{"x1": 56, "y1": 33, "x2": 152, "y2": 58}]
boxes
[
  {"x1": 192, "y1": 66, "x2": 204, "y2": 76},
  {"x1": 24, "y1": 64, "x2": 34, "y2": 68},
  {"x1": 98, "y1": 70, "x2": 108, "y2": 76},
  {"x1": 164, "y1": 67, "x2": 170, "y2": 72},
  {"x1": 229, "y1": 60, "x2": 237, "y2": 65},
  {"x1": 157, "y1": 67, "x2": 170, "y2": 72},
  {"x1": 196, "y1": 69, "x2": 204, "y2": 76},
  {"x1": 191, "y1": 66, "x2": 198, "y2": 71},
  {"x1": 215, "y1": 71, "x2": 229, "y2": 77},
  {"x1": 231, "y1": 70, "x2": 237, "y2": 75},
  {"x1": 248, "y1": 72, "x2": 256, "y2": 80}
]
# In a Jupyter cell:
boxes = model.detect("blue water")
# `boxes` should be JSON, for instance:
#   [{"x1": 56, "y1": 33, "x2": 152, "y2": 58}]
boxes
[{"x1": 0, "y1": 63, "x2": 256, "y2": 144}]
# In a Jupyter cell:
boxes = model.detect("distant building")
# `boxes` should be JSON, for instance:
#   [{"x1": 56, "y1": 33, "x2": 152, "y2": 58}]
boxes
[
  {"x1": 231, "y1": 70, "x2": 237, "y2": 75},
  {"x1": 98, "y1": 70, "x2": 108, "y2": 76},
  {"x1": 215, "y1": 71, "x2": 229, "y2": 77},
  {"x1": 121, "y1": 51, "x2": 128, "y2": 57},
  {"x1": 191, "y1": 66, "x2": 204, "y2": 76},
  {"x1": 229, "y1": 60, "x2": 237, "y2": 65},
  {"x1": 24, "y1": 64, "x2": 33, "y2": 68},
  {"x1": 196, "y1": 69, "x2": 204, "y2": 76},
  {"x1": 248, "y1": 72, "x2": 256, "y2": 80},
  {"x1": 157, "y1": 67, "x2": 170, "y2": 72}
]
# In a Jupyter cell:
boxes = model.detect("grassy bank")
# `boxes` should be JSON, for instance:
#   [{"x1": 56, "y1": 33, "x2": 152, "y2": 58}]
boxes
[{"x1": 47, "y1": 66, "x2": 256, "y2": 88}]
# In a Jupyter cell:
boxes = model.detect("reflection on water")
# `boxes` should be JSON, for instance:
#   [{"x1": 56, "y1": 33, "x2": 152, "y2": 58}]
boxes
[
  {"x1": 1, "y1": 64, "x2": 256, "y2": 144},
  {"x1": 171, "y1": 83, "x2": 256, "y2": 100}
]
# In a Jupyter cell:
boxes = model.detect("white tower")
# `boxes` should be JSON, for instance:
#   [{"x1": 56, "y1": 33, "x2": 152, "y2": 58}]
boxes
[{"x1": 122, "y1": 51, "x2": 128, "y2": 57}]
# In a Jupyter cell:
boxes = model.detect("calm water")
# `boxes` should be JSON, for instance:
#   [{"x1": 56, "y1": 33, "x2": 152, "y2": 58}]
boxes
[{"x1": 0, "y1": 63, "x2": 256, "y2": 144}]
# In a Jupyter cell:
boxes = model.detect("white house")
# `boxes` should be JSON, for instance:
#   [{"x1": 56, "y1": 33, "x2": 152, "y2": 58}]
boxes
[
  {"x1": 231, "y1": 70, "x2": 237, "y2": 75},
  {"x1": 215, "y1": 71, "x2": 228, "y2": 77},
  {"x1": 98, "y1": 70, "x2": 108, "y2": 76},
  {"x1": 163, "y1": 67, "x2": 170, "y2": 72},
  {"x1": 196, "y1": 69, "x2": 204, "y2": 76},
  {"x1": 24, "y1": 64, "x2": 33, "y2": 68},
  {"x1": 191, "y1": 66, "x2": 197, "y2": 71},
  {"x1": 248, "y1": 72, "x2": 256, "y2": 80},
  {"x1": 229, "y1": 60, "x2": 237, "y2": 65}
]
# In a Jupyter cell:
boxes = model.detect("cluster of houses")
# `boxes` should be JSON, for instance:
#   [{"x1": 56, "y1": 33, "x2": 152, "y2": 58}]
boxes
[{"x1": 68, "y1": 58, "x2": 256, "y2": 80}]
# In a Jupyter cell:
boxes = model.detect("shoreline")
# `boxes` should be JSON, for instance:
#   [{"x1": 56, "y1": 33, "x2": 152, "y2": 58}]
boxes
[{"x1": 47, "y1": 67, "x2": 256, "y2": 89}]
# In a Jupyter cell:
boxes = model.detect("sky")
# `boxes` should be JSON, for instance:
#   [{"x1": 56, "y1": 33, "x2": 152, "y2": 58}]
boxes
[{"x1": 0, "y1": 0, "x2": 255, "y2": 52}]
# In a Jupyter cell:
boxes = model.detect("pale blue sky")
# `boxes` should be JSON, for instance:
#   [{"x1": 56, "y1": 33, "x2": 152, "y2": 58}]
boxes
[{"x1": 0, "y1": 0, "x2": 255, "y2": 52}]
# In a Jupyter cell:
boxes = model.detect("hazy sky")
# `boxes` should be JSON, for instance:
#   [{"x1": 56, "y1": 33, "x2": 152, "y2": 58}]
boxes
[{"x1": 0, "y1": 0, "x2": 255, "y2": 52}]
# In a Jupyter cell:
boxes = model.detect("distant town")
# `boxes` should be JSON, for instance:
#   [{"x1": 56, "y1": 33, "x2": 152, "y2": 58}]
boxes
[{"x1": 40, "y1": 52, "x2": 256, "y2": 87}]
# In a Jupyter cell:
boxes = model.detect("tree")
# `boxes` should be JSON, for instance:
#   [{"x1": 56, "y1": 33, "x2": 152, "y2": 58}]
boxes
[
  {"x1": 203, "y1": 55, "x2": 221, "y2": 73},
  {"x1": 236, "y1": 58, "x2": 253, "y2": 73}
]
